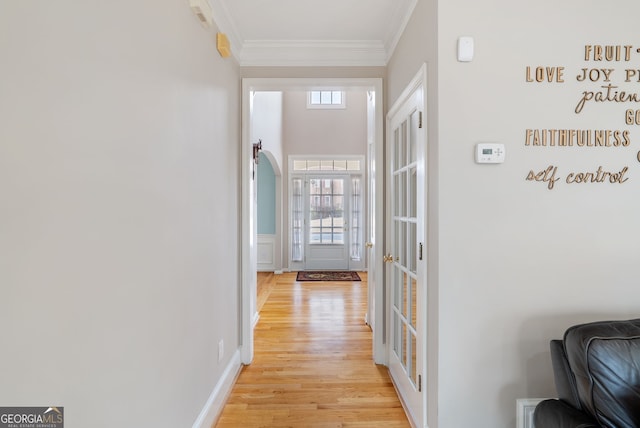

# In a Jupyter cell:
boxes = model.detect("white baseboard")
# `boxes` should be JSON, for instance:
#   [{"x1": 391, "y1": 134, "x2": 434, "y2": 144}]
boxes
[{"x1": 192, "y1": 349, "x2": 242, "y2": 428}]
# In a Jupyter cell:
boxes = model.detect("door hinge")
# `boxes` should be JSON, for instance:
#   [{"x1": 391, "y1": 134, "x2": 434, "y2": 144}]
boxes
[
  {"x1": 418, "y1": 374, "x2": 422, "y2": 392},
  {"x1": 419, "y1": 243, "x2": 423, "y2": 260},
  {"x1": 418, "y1": 111, "x2": 423, "y2": 129}
]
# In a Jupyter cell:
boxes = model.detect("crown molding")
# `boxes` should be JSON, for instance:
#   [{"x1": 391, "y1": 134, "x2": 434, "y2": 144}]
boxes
[
  {"x1": 237, "y1": 40, "x2": 388, "y2": 67},
  {"x1": 383, "y1": 0, "x2": 418, "y2": 64}
]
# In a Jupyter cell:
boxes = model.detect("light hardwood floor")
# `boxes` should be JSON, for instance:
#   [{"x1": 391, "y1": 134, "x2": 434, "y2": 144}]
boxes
[{"x1": 215, "y1": 271, "x2": 411, "y2": 428}]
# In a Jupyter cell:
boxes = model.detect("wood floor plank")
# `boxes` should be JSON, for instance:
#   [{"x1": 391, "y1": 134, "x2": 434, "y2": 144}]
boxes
[{"x1": 214, "y1": 272, "x2": 410, "y2": 427}]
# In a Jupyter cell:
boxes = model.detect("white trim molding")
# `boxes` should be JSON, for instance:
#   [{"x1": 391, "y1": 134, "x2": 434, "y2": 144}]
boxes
[
  {"x1": 516, "y1": 398, "x2": 547, "y2": 428},
  {"x1": 192, "y1": 350, "x2": 242, "y2": 428}
]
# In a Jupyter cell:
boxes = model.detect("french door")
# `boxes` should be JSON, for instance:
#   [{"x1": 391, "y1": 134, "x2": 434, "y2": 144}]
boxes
[{"x1": 386, "y1": 72, "x2": 426, "y2": 427}]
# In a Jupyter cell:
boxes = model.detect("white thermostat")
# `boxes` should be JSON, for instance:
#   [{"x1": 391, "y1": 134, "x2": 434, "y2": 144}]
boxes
[{"x1": 475, "y1": 143, "x2": 505, "y2": 164}]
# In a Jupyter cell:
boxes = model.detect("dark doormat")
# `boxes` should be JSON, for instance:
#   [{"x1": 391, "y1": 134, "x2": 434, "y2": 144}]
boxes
[{"x1": 296, "y1": 271, "x2": 361, "y2": 282}]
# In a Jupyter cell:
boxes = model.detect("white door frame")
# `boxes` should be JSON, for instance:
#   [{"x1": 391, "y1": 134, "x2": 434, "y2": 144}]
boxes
[{"x1": 241, "y1": 78, "x2": 385, "y2": 364}]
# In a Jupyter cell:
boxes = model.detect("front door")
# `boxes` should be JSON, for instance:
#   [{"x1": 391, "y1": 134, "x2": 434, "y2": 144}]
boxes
[
  {"x1": 386, "y1": 72, "x2": 426, "y2": 426},
  {"x1": 305, "y1": 176, "x2": 349, "y2": 270}
]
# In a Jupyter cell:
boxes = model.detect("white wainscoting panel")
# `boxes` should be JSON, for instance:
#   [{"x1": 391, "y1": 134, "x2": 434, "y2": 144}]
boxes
[{"x1": 257, "y1": 234, "x2": 276, "y2": 271}]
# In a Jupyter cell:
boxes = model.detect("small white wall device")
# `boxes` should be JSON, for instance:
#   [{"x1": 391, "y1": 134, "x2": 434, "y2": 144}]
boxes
[
  {"x1": 457, "y1": 36, "x2": 474, "y2": 62},
  {"x1": 475, "y1": 143, "x2": 505, "y2": 164},
  {"x1": 189, "y1": 0, "x2": 212, "y2": 27}
]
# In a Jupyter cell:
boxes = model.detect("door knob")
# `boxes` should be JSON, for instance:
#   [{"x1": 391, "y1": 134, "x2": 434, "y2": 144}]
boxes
[
  {"x1": 383, "y1": 253, "x2": 394, "y2": 263},
  {"x1": 365, "y1": 242, "x2": 373, "y2": 248}
]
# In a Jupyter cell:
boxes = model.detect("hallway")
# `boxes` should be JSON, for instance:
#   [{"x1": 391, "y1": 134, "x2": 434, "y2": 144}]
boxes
[{"x1": 215, "y1": 272, "x2": 411, "y2": 427}]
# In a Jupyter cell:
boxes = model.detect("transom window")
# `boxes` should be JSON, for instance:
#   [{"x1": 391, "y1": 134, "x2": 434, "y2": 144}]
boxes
[
  {"x1": 292, "y1": 159, "x2": 361, "y2": 171},
  {"x1": 307, "y1": 90, "x2": 346, "y2": 109}
]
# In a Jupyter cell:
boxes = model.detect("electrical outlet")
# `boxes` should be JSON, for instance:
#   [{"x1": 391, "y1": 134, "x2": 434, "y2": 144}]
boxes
[{"x1": 218, "y1": 340, "x2": 224, "y2": 363}]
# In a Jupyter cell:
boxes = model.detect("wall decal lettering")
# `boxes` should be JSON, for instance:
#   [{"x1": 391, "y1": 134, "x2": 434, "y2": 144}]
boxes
[{"x1": 524, "y1": 44, "x2": 640, "y2": 189}]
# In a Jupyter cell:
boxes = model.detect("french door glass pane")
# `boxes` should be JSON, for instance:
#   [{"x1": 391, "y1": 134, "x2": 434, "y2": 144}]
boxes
[
  {"x1": 399, "y1": 221, "x2": 407, "y2": 266},
  {"x1": 411, "y1": 333, "x2": 417, "y2": 384},
  {"x1": 409, "y1": 167, "x2": 417, "y2": 217},
  {"x1": 403, "y1": 273, "x2": 409, "y2": 318},
  {"x1": 394, "y1": 268, "x2": 402, "y2": 310},
  {"x1": 402, "y1": 323, "x2": 408, "y2": 368},
  {"x1": 410, "y1": 110, "x2": 419, "y2": 163},
  {"x1": 411, "y1": 277, "x2": 417, "y2": 328},
  {"x1": 398, "y1": 171, "x2": 406, "y2": 217},
  {"x1": 394, "y1": 312, "x2": 402, "y2": 356}
]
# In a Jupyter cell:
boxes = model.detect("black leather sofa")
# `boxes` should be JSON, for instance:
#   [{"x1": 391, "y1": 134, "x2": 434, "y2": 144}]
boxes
[{"x1": 533, "y1": 318, "x2": 640, "y2": 428}]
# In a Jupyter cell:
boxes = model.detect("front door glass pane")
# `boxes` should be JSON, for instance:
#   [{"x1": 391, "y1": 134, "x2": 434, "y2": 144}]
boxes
[{"x1": 309, "y1": 178, "x2": 345, "y2": 244}]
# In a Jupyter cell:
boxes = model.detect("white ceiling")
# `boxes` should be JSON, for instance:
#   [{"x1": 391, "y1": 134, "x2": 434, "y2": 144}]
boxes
[{"x1": 209, "y1": 0, "x2": 418, "y2": 66}]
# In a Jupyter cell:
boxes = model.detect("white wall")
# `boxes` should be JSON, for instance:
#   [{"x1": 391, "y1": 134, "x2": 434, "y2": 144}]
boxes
[
  {"x1": 283, "y1": 91, "x2": 368, "y2": 156},
  {"x1": 0, "y1": 2, "x2": 241, "y2": 427},
  {"x1": 252, "y1": 92, "x2": 284, "y2": 172},
  {"x1": 389, "y1": 1, "x2": 640, "y2": 427}
]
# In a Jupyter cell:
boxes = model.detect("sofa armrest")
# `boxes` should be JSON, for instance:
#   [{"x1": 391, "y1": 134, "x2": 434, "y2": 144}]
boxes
[
  {"x1": 533, "y1": 399, "x2": 599, "y2": 428},
  {"x1": 549, "y1": 339, "x2": 581, "y2": 410}
]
